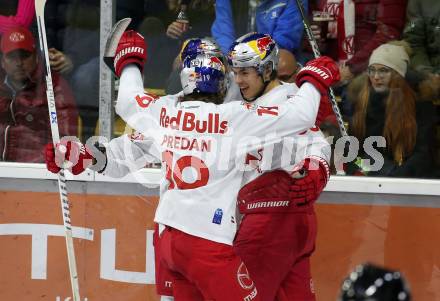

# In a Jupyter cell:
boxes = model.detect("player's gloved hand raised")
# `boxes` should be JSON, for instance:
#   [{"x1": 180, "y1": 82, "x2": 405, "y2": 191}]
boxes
[
  {"x1": 295, "y1": 56, "x2": 340, "y2": 95},
  {"x1": 289, "y1": 157, "x2": 330, "y2": 204},
  {"x1": 113, "y1": 30, "x2": 147, "y2": 77},
  {"x1": 45, "y1": 141, "x2": 94, "y2": 175}
]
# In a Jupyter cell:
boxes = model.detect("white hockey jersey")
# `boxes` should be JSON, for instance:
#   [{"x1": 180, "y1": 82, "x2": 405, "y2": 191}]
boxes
[
  {"x1": 111, "y1": 65, "x2": 321, "y2": 245},
  {"x1": 241, "y1": 83, "x2": 331, "y2": 185}
]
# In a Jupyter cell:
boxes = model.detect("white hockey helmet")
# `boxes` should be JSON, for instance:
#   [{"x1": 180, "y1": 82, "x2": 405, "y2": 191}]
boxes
[
  {"x1": 228, "y1": 32, "x2": 279, "y2": 75},
  {"x1": 180, "y1": 53, "x2": 226, "y2": 96}
]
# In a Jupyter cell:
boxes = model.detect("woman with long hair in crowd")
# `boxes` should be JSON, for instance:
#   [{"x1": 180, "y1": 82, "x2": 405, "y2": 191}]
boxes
[{"x1": 347, "y1": 41, "x2": 438, "y2": 178}]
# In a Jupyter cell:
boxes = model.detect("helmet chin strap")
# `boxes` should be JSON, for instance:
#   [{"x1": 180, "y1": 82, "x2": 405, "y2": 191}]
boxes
[{"x1": 241, "y1": 73, "x2": 271, "y2": 102}]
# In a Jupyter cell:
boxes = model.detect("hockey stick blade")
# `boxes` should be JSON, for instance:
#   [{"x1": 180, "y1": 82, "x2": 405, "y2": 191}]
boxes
[
  {"x1": 35, "y1": 0, "x2": 46, "y2": 18},
  {"x1": 103, "y1": 18, "x2": 132, "y2": 73}
]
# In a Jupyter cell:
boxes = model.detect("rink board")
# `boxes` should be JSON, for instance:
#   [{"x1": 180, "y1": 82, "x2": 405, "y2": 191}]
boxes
[{"x1": 0, "y1": 173, "x2": 440, "y2": 301}]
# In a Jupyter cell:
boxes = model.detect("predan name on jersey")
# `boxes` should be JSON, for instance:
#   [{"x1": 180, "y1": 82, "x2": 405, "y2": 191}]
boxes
[{"x1": 161, "y1": 135, "x2": 212, "y2": 152}]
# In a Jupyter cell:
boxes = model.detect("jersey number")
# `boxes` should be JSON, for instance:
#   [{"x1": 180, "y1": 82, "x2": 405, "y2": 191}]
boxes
[{"x1": 162, "y1": 151, "x2": 209, "y2": 190}]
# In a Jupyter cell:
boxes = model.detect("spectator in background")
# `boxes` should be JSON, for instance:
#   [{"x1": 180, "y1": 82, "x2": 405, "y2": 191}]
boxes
[
  {"x1": 0, "y1": 26, "x2": 78, "y2": 163},
  {"x1": 44, "y1": 0, "x2": 147, "y2": 140},
  {"x1": 211, "y1": 0, "x2": 308, "y2": 57},
  {"x1": 165, "y1": 0, "x2": 216, "y2": 41},
  {"x1": 277, "y1": 48, "x2": 339, "y2": 133},
  {"x1": 346, "y1": 42, "x2": 437, "y2": 178},
  {"x1": 0, "y1": 0, "x2": 35, "y2": 80},
  {"x1": 141, "y1": 0, "x2": 194, "y2": 89},
  {"x1": 309, "y1": 0, "x2": 407, "y2": 83},
  {"x1": 43, "y1": 0, "x2": 100, "y2": 141},
  {"x1": 277, "y1": 48, "x2": 300, "y2": 83},
  {"x1": 0, "y1": 0, "x2": 35, "y2": 34},
  {"x1": 403, "y1": 0, "x2": 440, "y2": 75},
  {"x1": 163, "y1": 1, "x2": 217, "y2": 94}
]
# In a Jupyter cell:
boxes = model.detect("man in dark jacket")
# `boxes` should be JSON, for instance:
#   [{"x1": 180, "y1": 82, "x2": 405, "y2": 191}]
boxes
[
  {"x1": 403, "y1": 0, "x2": 440, "y2": 75},
  {"x1": 0, "y1": 26, "x2": 78, "y2": 162}
]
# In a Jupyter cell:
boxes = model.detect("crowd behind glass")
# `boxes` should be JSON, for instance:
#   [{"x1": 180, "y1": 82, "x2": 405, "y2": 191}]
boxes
[{"x1": 0, "y1": 0, "x2": 438, "y2": 179}]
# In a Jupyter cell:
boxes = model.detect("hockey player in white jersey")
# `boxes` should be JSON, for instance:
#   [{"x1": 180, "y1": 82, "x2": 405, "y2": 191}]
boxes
[
  {"x1": 228, "y1": 32, "x2": 336, "y2": 301},
  {"x1": 45, "y1": 28, "x2": 340, "y2": 300}
]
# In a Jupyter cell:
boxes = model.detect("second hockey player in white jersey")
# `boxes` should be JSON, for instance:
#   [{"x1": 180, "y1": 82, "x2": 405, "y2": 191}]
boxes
[{"x1": 227, "y1": 32, "x2": 337, "y2": 301}]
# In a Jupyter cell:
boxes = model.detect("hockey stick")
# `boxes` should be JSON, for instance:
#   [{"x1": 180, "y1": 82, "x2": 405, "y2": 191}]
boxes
[
  {"x1": 294, "y1": 0, "x2": 348, "y2": 137},
  {"x1": 35, "y1": 1, "x2": 81, "y2": 300},
  {"x1": 103, "y1": 18, "x2": 132, "y2": 72}
]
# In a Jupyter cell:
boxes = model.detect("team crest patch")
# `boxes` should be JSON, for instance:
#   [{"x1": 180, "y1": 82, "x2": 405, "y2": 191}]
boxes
[
  {"x1": 9, "y1": 32, "x2": 26, "y2": 42},
  {"x1": 129, "y1": 131, "x2": 144, "y2": 141},
  {"x1": 135, "y1": 93, "x2": 158, "y2": 108},
  {"x1": 237, "y1": 262, "x2": 254, "y2": 290},
  {"x1": 242, "y1": 102, "x2": 256, "y2": 111},
  {"x1": 212, "y1": 208, "x2": 223, "y2": 224}
]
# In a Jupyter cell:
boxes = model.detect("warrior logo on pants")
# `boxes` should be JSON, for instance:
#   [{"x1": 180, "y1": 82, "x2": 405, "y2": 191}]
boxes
[{"x1": 237, "y1": 262, "x2": 254, "y2": 290}]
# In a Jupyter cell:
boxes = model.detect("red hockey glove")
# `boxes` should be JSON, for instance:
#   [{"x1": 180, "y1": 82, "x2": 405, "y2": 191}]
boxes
[
  {"x1": 238, "y1": 170, "x2": 293, "y2": 214},
  {"x1": 113, "y1": 30, "x2": 147, "y2": 77},
  {"x1": 237, "y1": 157, "x2": 330, "y2": 214},
  {"x1": 289, "y1": 157, "x2": 330, "y2": 204},
  {"x1": 295, "y1": 56, "x2": 340, "y2": 95},
  {"x1": 45, "y1": 141, "x2": 94, "y2": 175},
  {"x1": 316, "y1": 93, "x2": 335, "y2": 126},
  {"x1": 45, "y1": 143, "x2": 61, "y2": 174}
]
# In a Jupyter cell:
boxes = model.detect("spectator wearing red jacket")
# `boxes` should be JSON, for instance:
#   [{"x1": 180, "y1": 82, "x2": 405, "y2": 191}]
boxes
[
  {"x1": 309, "y1": 0, "x2": 407, "y2": 82},
  {"x1": 0, "y1": 26, "x2": 78, "y2": 163}
]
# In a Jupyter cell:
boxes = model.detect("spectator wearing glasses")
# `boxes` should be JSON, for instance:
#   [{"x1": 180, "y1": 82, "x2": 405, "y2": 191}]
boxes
[
  {"x1": 345, "y1": 42, "x2": 437, "y2": 177},
  {"x1": 277, "y1": 49, "x2": 300, "y2": 84},
  {"x1": 0, "y1": 26, "x2": 78, "y2": 163}
]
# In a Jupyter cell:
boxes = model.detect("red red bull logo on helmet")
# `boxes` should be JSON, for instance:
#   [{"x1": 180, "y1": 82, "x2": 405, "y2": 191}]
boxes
[{"x1": 256, "y1": 36, "x2": 273, "y2": 55}]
